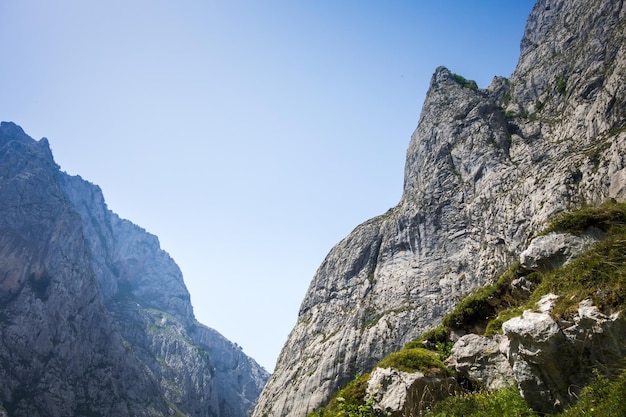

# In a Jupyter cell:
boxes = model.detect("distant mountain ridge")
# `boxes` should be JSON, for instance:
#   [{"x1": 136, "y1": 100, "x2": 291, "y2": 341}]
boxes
[
  {"x1": 0, "y1": 121, "x2": 269, "y2": 417},
  {"x1": 252, "y1": 0, "x2": 626, "y2": 415}
]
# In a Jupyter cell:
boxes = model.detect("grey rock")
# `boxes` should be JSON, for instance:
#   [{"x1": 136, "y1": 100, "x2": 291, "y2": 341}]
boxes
[
  {"x1": 503, "y1": 311, "x2": 567, "y2": 413},
  {"x1": 519, "y1": 231, "x2": 602, "y2": 270},
  {"x1": 366, "y1": 367, "x2": 459, "y2": 417},
  {"x1": 502, "y1": 299, "x2": 626, "y2": 413},
  {"x1": 253, "y1": 1, "x2": 626, "y2": 415},
  {"x1": 510, "y1": 276, "x2": 536, "y2": 299},
  {"x1": 0, "y1": 122, "x2": 269, "y2": 417},
  {"x1": 445, "y1": 334, "x2": 515, "y2": 391},
  {"x1": 0, "y1": 122, "x2": 168, "y2": 416}
]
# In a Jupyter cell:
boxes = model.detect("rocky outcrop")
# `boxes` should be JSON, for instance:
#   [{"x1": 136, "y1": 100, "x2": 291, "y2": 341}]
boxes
[
  {"x1": 503, "y1": 297, "x2": 626, "y2": 413},
  {"x1": 253, "y1": 1, "x2": 626, "y2": 415},
  {"x1": 445, "y1": 334, "x2": 514, "y2": 391},
  {"x1": 519, "y1": 230, "x2": 602, "y2": 270},
  {"x1": 366, "y1": 368, "x2": 459, "y2": 417},
  {"x1": 0, "y1": 121, "x2": 269, "y2": 416}
]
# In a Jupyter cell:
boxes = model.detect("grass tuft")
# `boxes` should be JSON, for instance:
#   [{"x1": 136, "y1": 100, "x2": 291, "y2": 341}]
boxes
[{"x1": 376, "y1": 347, "x2": 452, "y2": 376}]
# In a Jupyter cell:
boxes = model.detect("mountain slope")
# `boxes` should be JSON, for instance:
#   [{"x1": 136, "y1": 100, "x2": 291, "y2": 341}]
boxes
[
  {"x1": 252, "y1": 0, "x2": 626, "y2": 415},
  {"x1": 0, "y1": 121, "x2": 269, "y2": 417}
]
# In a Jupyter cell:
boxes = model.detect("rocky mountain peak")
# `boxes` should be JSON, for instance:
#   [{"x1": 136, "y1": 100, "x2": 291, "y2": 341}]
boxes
[
  {"x1": 252, "y1": 1, "x2": 626, "y2": 416},
  {"x1": 0, "y1": 123, "x2": 269, "y2": 416}
]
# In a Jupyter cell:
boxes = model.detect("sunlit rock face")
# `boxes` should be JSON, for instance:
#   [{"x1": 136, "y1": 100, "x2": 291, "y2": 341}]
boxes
[
  {"x1": 252, "y1": 0, "x2": 626, "y2": 415},
  {"x1": 0, "y1": 121, "x2": 269, "y2": 417}
]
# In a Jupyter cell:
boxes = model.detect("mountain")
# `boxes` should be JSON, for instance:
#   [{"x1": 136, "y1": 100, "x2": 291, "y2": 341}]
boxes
[
  {"x1": 0, "y1": 121, "x2": 269, "y2": 417},
  {"x1": 252, "y1": 0, "x2": 626, "y2": 415}
]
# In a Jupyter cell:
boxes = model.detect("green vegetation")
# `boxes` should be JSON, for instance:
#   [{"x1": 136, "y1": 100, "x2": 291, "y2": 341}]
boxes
[
  {"x1": 376, "y1": 347, "x2": 452, "y2": 376},
  {"x1": 535, "y1": 226, "x2": 626, "y2": 318},
  {"x1": 308, "y1": 374, "x2": 372, "y2": 417},
  {"x1": 420, "y1": 369, "x2": 626, "y2": 417},
  {"x1": 424, "y1": 385, "x2": 538, "y2": 417},
  {"x1": 451, "y1": 73, "x2": 479, "y2": 90},
  {"x1": 442, "y1": 262, "x2": 524, "y2": 332},
  {"x1": 488, "y1": 201, "x2": 626, "y2": 329},
  {"x1": 542, "y1": 201, "x2": 626, "y2": 235},
  {"x1": 407, "y1": 325, "x2": 454, "y2": 361},
  {"x1": 557, "y1": 77, "x2": 567, "y2": 95},
  {"x1": 558, "y1": 369, "x2": 626, "y2": 416}
]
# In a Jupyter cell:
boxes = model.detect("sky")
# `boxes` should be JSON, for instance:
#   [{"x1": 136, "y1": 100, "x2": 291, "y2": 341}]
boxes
[{"x1": 0, "y1": 0, "x2": 536, "y2": 371}]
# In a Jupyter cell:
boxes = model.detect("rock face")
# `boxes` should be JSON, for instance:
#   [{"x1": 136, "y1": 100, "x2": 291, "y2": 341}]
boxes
[
  {"x1": 0, "y1": 121, "x2": 269, "y2": 416},
  {"x1": 252, "y1": 1, "x2": 626, "y2": 416}
]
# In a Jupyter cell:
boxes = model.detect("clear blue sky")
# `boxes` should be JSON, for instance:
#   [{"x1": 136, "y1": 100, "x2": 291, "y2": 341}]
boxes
[{"x1": 0, "y1": 1, "x2": 535, "y2": 371}]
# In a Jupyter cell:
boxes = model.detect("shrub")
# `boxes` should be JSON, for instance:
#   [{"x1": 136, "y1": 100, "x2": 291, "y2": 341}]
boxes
[
  {"x1": 424, "y1": 386, "x2": 538, "y2": 416},
  {"x1": 376, "y1": 348, "x2": 451, "y2": 376},
  {"x1": 557, "y1": 77, "x2": 567, "y2": 95},
  {"x1": 308, "y1": 374, "x2": 371, "y2": 417},
  {"x1": 452, "y1": 73, "x2": 479, "y2": 90},
  {"x1": 558, "y1": 369, "x2": 626, "y2": 416}
]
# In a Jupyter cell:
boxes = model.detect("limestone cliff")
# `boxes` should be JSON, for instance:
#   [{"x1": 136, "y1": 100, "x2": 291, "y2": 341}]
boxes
[
  {"x1": 252, "y1": 0, "x2": 626, "y2": 415},
  {"x1": 0, "y1": 121, "x2": 269, "y2": 416}
]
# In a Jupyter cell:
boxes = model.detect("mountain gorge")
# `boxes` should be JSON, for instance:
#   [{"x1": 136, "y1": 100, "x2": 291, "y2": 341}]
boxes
[
  {"x1": 0, "y1": 121, "x2": 269, "y2": 416},
  {"x1": 1, "y1": 0, "x2": 625, "y2": 415},
  {"x1": 252, "y1": 0, "x2": 626, "y2": 415}
]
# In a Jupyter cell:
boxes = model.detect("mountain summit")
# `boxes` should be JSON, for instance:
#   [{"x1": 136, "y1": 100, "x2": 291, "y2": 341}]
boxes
[
  {"x1": 252, "y1": 0, "x2": 626, "y2": 415},
  {"x1": 0, "y1": 121, "x2": 269, "y2": 417}
]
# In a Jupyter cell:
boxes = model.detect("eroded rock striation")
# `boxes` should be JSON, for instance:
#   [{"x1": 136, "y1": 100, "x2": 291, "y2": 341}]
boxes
[
  {"x1": 253, "y1": 0, "x2": 626, "y2": 415},
  {"x1": 0, "y1": 121, "x2": 269, "y2": 416}
]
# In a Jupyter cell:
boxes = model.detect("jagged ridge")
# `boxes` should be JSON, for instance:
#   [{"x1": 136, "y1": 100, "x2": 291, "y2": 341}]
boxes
[{"x1": 0, "y1": 121, "x2": 269, "y2": 417}]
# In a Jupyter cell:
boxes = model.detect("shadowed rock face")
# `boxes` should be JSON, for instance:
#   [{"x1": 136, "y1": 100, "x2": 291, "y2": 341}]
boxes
[
  {"x1": 0, "y1": 121, "x2": 269, "y2": 417},
  {"x1": 253, "y1": 1, "x2": 626, "y2": 416}
]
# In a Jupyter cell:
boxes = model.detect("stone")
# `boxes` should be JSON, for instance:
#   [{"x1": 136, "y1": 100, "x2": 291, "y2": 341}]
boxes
[
  {"x1": 535, "y1": 293, "x2": 559, "y2": 313},
  {"x1": 502, "y1": 299, "x2": 626, "y2": 414},
  {"x1": 503, "y1": 311, "x2": 568, "y2": 413},
  {"x1": 519, "y1": 231, "x2": 601, "y2": 270},
  {"x1": 366, "y1": 367, "x2": 459, "y2": 417},
  {"x1": 510, "y1": 276, "x2": 535, "y2": 299},
  {"x1": 445, "y1": 334, "x2": 515, "y2": 391}
]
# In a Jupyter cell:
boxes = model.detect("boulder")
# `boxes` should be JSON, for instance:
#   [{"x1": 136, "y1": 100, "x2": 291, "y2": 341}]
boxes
[
  {"x1": 366, "y1": 367, "x2": 459, "y2": 416},
  {"x1": 503, "y1": 298, "x2": 626, "y2": 413},
  {"x1": 519, "y1": 231, "x2": 601, "y2": 270},
  {"x1": 445, "y1": 334, "x2": 515, "y2": 390}
]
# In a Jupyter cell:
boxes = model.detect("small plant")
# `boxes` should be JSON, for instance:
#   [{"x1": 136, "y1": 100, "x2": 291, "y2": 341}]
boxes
[
  {"x1": 335, "y1": 396, "x2": 377, "y2": 417},
  {"x1": 535, "y1": 99, "x2": 544, "y2": 111},
  {"x1": 452, "y1": 73, "x2": 479, "y2": 90},
  {"x1": 557, "y1": 77, "x2": 567, "y2": 95},
  {"x1": 558, "y1": 369, "x2": 626, "y2": 416},
  {"x1": 376, "y1": 347, "x2": 452, "y2": 376},
  {"x1": 308, "y1": 374, "x2": 371, "y2": 417},
  {"x1": 424, "y1": 385, "x2": 538, "y2": 416}
]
